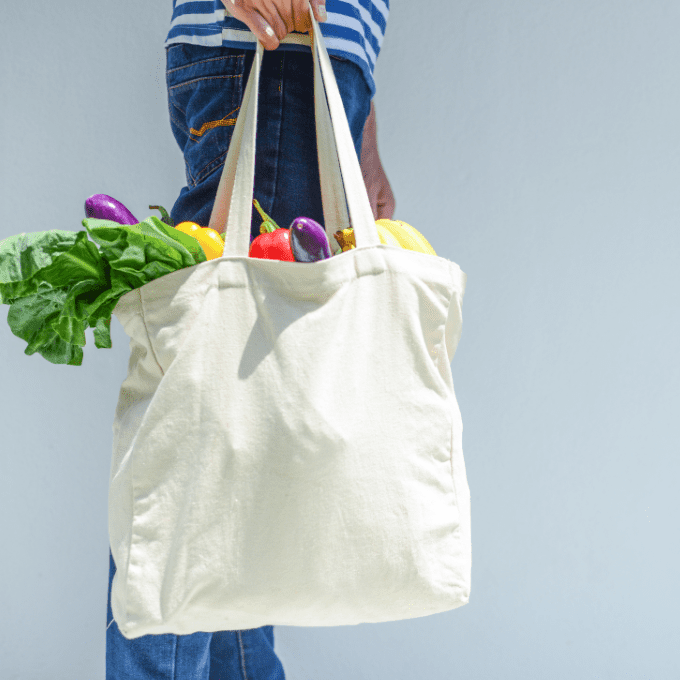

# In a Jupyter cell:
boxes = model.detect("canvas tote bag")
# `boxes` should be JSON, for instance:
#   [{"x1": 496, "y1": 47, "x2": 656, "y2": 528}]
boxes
[{"x1": 109, "y1": 12, "x2": 470, "y2": 640}]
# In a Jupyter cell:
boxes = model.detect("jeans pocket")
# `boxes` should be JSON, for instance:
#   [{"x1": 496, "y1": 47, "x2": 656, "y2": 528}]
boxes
[{"x1": 166, "y1": 45, "x2": 253, "y2": 187}]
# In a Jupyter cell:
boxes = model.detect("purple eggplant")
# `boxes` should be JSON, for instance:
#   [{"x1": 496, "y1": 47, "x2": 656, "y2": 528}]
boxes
[
  {"x1": 289, "y1": 217, "x2": 331, "y2": 263},
  {"x1": 85, "y1": 194, "x2": 138, "y2": 225}
]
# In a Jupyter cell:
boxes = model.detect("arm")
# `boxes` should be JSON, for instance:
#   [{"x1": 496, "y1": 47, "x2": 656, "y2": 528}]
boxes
[{"x1": 360, "y1": 101, "x2": 396, "y2": 220}]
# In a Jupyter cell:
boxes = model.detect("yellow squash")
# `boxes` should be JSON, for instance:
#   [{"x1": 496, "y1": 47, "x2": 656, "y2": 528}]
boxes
[
  {"x1": 376, "y1": 219, "x2": 436, "y2": 256},
  {"x1": 333, "y1": 219, "x2": 436, "y2": 256}
]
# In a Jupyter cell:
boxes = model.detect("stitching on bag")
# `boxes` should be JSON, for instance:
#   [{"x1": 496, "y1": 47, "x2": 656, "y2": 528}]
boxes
[
  {"x1": 441, "y1": 278, "x2": 463, "y2": 525},
  {"x1": 449, "y1": 413, "x2": 458, "y2": 509},
  {"x1": 237, "y1": 631, "x2": 249, "y2": 680},
  {"x1": 137, "y1": 289, "x2": 165, "y2": 376},
  {"x1": 117, "y1": 296, "x2": 163, "y2": 641}
]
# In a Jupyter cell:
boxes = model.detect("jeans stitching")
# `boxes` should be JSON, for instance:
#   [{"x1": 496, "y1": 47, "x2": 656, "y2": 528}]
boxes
[
  {"x1": 168, "y1": 73, "x2": 242, "y2": 92},
  {"x1": 169, "y1": 97, "x2": 189, "y2": 119},
  {"x1": 106, "y1": 618, "x2": 114, "y2": 630},
  {"x1": 189, "y1": 106, "x2": 240, "y2": 139},
  {"x1": 167, "y1": 73, "x2": 240, "y2": 138},
  {"x1": 191, "y1": 147, "x2": 230, "y2": 187},
  {"x1": 237, "y1": 631, "x2": 249, "y2": 680},
  {"x1": 262, "y1": 53, "x2": 285, "y2": 218},
  {"x1": 185, "y1": 159, "x2": 196, "y2": 188},
  {"x1": 166, "y1": 53, "x2": 244, "y2": 76},
  {"x1": 172, "y1": 635, "x2": 178, "y2": 680},
  {"x1": 189, "y1": 117, "x2": 237, "y2": 141},
  {"x1": 169, "y1": 106, "x2": 189, "y2": 136}
]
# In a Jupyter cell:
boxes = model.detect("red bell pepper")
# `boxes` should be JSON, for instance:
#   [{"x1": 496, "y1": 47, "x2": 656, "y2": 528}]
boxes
[{"x1": 249, "y1": 200, "x2": 294, "y2": 261}]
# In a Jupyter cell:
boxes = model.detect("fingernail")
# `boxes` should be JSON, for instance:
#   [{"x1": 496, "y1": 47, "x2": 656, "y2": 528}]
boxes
[
  {"x1": 318, "y1": 4, "x2": 327, "y2": 21},
  {"x1": 264, "y1": 24, "x2": 275, "y2": 37}
]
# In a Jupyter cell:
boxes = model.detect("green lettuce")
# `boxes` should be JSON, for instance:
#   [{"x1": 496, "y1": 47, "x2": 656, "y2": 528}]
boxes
[{"x1": 0, "y1": 216, "x2": 207, "y2": 366}]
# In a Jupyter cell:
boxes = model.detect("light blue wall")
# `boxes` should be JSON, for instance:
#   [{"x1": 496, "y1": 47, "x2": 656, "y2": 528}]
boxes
[{"x1": 1, "y1": 1, "x2": 678, "y2": 678}]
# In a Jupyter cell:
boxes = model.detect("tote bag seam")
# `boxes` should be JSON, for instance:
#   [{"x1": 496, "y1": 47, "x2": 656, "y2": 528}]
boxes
[
  {"x1": 138, "y1": 287, "x2": 165, "y2": 377},
  {"x1": 111, "y1": 305, "x2": 146, "y2": 635},
  {"x1": 125, "y1": 421, "x2": 151, "y2": 636},
  {"x1": 122, "y1": 289, "x2": 163, "y2": 636},
  {"x1": 440, "y1": 278, "x2": 463, "y2": 531},
  {"x1": 441, "y1": 270, "x2": 469, "y2": 594}
]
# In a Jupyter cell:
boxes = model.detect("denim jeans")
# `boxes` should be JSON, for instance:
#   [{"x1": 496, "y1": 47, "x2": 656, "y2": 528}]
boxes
[
  {"x1": 105, "y1": 43, "x2": 371, "y2": 680},
  {"x1": 165, "y1": 42, "x2": 372, "y2": 239}
]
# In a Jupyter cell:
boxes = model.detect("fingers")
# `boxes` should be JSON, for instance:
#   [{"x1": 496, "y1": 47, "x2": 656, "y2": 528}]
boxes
[
  {"x1": 222, "y1": 0, "x2": 326, "y2": 50},
  {"x1": 365, "y1": 181, "x2": 380, "y2": 221},
  {"x1": 377, "y1": 194, "x2": 396, "y2": 221},
  {"x1": 292, "y1": 0, "x2": 327, "y2": 32},
  {"x1": 377, "y1": 179, "x2": 396, "y2": 220},
  {"x1": 262, "y1": 0, "x2": 291, "y2": 37},
  {"x1": 252, "y1": 12, "x2": 281, "y2": 50},
  {"x1": 223, "y1": 0, "x2": 280, "y2": 50},
  {"x1": 363, "y1": 165, "x2": 396, "y2": 221},
  {"x1": 292, "y1": 0, "x2": 311, "y2": 33}
]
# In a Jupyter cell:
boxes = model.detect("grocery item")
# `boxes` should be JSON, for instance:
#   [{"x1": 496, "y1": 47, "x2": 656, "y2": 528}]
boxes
[
  {"x1": 289, "y1": 216, "x2": 331, "y2": 262},
  {"x1": 249, "y1": 200, "x2": 295, "y2": 261},
  {"x1": 85, "y1": 194, "x2": 138, "y2": 225},
  {"x1": 174, "y1": 222, "x2": 224, "y2": 260},
  {"x1": 334, "y1": 219, "x2": 436, "y2": 255}
]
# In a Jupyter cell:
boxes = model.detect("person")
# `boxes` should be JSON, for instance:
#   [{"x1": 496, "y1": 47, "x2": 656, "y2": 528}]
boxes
[{"x1": 106, "y1": 1, "x2": 392, "y2": 677}]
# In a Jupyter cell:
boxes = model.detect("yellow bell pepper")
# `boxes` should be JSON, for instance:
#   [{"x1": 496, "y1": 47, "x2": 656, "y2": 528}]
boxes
[
  {"x1": 174, "y1": 222, "x2": 224, "y2": 260},
  {"x1": 333, "y1": 219, "x2": 436, "y2": 256}
]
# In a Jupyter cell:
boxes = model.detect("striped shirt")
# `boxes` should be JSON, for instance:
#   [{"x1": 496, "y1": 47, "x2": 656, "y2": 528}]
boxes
[{"x1": 166, "y1": 0, "x2": 389, "y2": 96}]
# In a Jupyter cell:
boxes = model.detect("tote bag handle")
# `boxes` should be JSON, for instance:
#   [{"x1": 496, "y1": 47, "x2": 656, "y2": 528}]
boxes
[{"x1": 208, "y1": 5, "x2": 381, "y2": 257}]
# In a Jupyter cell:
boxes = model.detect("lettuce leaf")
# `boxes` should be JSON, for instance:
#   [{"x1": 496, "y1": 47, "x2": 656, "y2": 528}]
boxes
[
  {"x1": 1, "y1": 216, "x2": 208, "y2": 365},
  {"x1": 0, "y1": 230, "x2": 80, "y2": 304},
  {"x1": 7, "y1": 283, "x2": 85, "y2": 365}
]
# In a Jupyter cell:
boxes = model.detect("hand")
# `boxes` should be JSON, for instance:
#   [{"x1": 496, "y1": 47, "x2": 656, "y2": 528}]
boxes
[
  {"x1": 222, "y1": 0, "x2": 327, "y2": 51},
  {"x1": 360, "y1": 102, "x2": 396, "y2": 220}
]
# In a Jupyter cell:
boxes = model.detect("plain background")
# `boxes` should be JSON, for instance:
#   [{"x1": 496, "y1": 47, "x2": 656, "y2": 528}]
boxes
[{"x1": 1, "y1": 1, "x2": 678, "y2": 678}]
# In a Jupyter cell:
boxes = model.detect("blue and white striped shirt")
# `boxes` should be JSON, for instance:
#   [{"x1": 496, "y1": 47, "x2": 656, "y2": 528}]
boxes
[{"x1": 166, "y1": 0, "x2": 389, "y2": 96}]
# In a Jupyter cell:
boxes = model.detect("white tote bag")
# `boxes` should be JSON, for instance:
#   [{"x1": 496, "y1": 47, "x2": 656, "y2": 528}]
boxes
[{"x1": 109, "y1": 13, "x2": 470, "y2": 640}]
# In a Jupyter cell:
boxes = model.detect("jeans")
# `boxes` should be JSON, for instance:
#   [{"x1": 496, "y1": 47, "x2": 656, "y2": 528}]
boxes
[
  {"x1": 165, "y1": 42, "x2": 372, "y2": 238},
  {"x1": 105, "y1": 43, "x2": 371, "y2": 680}
]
